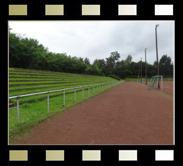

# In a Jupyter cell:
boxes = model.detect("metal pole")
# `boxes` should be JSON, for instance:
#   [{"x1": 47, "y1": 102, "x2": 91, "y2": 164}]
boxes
[
  {"x1": 141, "y1": 57, "x2": 142, "y2": 83},
  {"x1": 82, "y1": 87, "x2": 84, "y2": 99},
  {"x1": 63, "y1": 90, "x2": 65, "y2": 107},
  {"x1": 93, "y1": 85, "x2": 94, "y2": 94},
  {"x1": 17, "y1": 97, "x2": 19, "y2": 123},
  {"x1": 157, "y1": 77, "x2": 159, "y2": 88},
  {"x1": 138, "y1": 60, "x2": 140, "y2": 82},
  {"x1": 88, "y1": 86, "x2": 90, "y2": 97},
  {"x1": 145, "y1": 48, "x2": 147, "y2": 85},
  {"x1": 74, "y1": 88, "x2": 76, "y2": 102},
  {"x1": 155, "y1": 24, "x2": 160, "y2": 88},
  {"x1": 47, "y1": 92, "x2": 49, "y2": 114},
  {"x1": 161, "y1": 75, "x2": 163, "y2": 91}
]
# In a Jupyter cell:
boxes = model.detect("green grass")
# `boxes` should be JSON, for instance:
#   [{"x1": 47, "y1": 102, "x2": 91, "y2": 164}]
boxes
[
  {"x1": 9, "y1": 83, "x2": 115, "y2": 143},
  {"x1": 9, "y1": 68, "x2": 120, "y2": 143},
  {"x1": 9, "y1": 85, "x2": 95, "y2": 103},
  {"x1": 124, "y1": 77, "x2": 173, "y2": 82},
  {"x1": 123, "y1": 78, "x2": 140, "y2": 82},
  {"x1": 163, "y1": 77, "x2": 173, "y2": 81},
  {"x1": 9, "y1": 68, "x2": 116, "y2": 100}
]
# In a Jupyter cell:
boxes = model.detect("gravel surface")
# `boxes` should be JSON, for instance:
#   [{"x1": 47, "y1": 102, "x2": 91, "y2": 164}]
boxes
[{"x1": 13, "y1": 82, "x2": 173, "y2": 145}]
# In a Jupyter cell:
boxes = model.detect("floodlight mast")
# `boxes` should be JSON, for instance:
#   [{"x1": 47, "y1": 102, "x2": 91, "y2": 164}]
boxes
[
  {"x1": 145, "y1": 48, "x2": 147, "y2": 85},
  {"x1": 141, "y1": 57, "x2": 142, "y2": 83},
  {"x1": 155, "y1": 24, "x2": 160, "y2": 88},
  {"x1": 138, "y1": 59, "x2": 140, "y2": 79}
]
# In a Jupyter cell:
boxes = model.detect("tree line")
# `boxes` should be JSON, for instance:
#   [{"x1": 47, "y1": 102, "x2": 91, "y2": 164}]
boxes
[{"x1": 9, "y1": 28, "x2": 173, "y2": 79}]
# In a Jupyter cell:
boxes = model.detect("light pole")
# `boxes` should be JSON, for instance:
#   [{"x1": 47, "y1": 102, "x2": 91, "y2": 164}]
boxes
[
  {"x1": 138, "y1": 60, "x2": 140, "y2": 80},
  {"x1": 145, "y1": 48, "x2": 147, "y2": 85},
  {"x1": 141, "y1": 57, "x2": 142, "y2": 83},
  {"x1": 155, "y1": 24, "x2": 160, "y2": 88}
]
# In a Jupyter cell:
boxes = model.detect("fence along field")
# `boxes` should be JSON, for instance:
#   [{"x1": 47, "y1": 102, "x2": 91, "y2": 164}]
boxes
[{"x1": 9, "y1": 68, "x2": 120, "y2": 140}]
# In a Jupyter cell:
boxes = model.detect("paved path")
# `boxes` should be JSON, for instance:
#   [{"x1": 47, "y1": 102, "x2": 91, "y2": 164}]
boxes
[{"x1": 14, "y1": 82, "x2": 173, "y2": 145}]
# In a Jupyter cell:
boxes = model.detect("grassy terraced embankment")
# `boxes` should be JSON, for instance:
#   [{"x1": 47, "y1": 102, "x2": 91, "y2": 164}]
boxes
[{"x1": 9, "y1": 68, "x2": 119, "y2": 142}]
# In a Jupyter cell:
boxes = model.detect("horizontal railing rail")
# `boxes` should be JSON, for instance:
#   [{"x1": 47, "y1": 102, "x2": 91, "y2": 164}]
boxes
[{"x1": 9, "y1": 80, "x2": 124, "y2": 123}]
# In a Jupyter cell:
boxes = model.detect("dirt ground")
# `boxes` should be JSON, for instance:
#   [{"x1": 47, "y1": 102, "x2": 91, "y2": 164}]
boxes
[
  {"x1": 161, "y1": 81, "x2": 173, "y2": 94},
  {"x1": 13, "y1": 82, "x2": 173, "y2": 145},
  {"x1": 145, "y1": 81, "x2": 173, "y2": 94}
]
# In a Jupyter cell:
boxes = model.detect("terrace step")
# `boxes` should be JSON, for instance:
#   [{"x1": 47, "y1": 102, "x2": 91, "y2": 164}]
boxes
[
  {"x1": 9, "y1": 81, "x2": 73, "y2": 87},
  {"x1": 9, "y1": 79, "x2": 68, "y2": 82},
  {"x1": 9, "y1": 84, "x2": 80, "y2": 92},
  {"x1": 9, "y1": 88, "x2": 89, "y2": 106}
]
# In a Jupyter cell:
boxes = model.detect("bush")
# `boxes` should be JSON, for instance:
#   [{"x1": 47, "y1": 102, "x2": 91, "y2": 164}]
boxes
[{"x1": 108, "y1": 75, "x2": 121, "y2": 80}]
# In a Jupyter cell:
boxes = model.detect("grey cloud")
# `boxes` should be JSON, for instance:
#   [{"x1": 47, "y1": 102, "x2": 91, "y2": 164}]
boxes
[{"x1": 9, "y1": 21, "x2": 174, "y2": 65}]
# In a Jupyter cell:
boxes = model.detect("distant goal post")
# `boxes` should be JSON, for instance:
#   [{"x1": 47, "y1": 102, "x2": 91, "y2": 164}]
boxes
[
  {"x1": 137, "y1": 77, "x2": 146, "y2": 83},
  {"x1": 148, "y1": 75, "x2": 163, "y2": 91}
]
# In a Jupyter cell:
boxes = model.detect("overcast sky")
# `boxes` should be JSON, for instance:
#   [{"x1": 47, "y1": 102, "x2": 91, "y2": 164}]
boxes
[{"x1": 9, "y1": 21, "x2": 174, "y2": 65}]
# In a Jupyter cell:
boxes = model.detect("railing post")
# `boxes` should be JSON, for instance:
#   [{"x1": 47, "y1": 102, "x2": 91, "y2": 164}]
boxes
[
  {"x1": 88, "y1": 86, "x2": 90, "y2": 97},
  {"x1": 161, "y1": 75, "x2": 163, "y2": 91},
  {"x1": 63, "y1": 90, "x2": 65, "y2": 107},
  {"x1": 75, "y1": 88, "x2": 76, "y2": 102},
  {"x1": 47, "y1": 92, "x2": 49, "y2": 114},
  {"x1": 82, "y1": 87, "x2": 84, "y2": 99},
  {"x1": 17, "y1": 96, "x2": 19, "y2": 123},
  {"x1": 157, "y1": 77, "x2": 159, "y2": 88},
  {"x1": 10, "y1": 82, "x2": 119, "y2": 124}
]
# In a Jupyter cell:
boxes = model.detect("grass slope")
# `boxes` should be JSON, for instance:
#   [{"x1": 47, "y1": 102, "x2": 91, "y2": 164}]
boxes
[{"x1": 9, "y1": 68, "x2": 119, "y2": 143}]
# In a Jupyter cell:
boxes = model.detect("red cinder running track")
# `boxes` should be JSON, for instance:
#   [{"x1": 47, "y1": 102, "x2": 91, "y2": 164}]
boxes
[{"x1": 13, "y1": 82, "x2": 173, "y2": 145}]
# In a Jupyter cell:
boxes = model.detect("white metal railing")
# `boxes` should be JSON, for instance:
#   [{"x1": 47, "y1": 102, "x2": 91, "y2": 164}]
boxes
[{"x1": 9, "y1": 80, "x2": 123, "y2": 123}]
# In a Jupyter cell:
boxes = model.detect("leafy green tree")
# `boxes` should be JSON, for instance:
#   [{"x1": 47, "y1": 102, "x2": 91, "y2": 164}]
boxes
[
  {"x1": 124, "y1": 54, "x2": 132, "y2": 66},
  {"x1": 159, "y1": 55, "x2": 173, "y2": 75},
  {"x1": 105, "y1": 51, "x2": 120, "y2": 75},
  {"x1": 84, "y1": 57, "x2": 90, "y2": 65},
  {"x1": 11, "y1": 26, "x2": 172, "y2": 78},
  {"x1": 9, "y1": 31, "x2": 21, "y2": 67},
  {"x1": 93, "y1": 59, "x2": 106, "y2": 75}
]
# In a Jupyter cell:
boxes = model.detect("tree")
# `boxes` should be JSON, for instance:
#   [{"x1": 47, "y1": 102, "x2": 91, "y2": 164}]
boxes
[
  {"x1": 84, "y1": 57, "x2": 90, "y2": 65},
  {"x1": 9, "y1": 31, "x2": 21, "y2": 67},
  {"x1": 79, "y1": 57, "x2": 84, "y2": 62},
  {"x1": 12, "y1": 26, "x2": 170, "y2": 78},
  {"x1": 159, "y1": 55, "x2": 173, "y2": 75},
  {"x1": 124, "y1": 54, "x2": 132, "y2": 66},
  {"x1": 105, "y1": 51, "x2": 120, "y2": 75}
]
